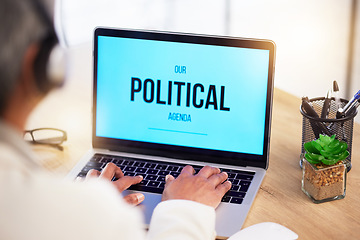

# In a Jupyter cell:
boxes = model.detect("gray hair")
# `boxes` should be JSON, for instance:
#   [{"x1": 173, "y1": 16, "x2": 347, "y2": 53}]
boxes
[{"x1": 0, "y1": 0, "x2": 54, "y2": 115}]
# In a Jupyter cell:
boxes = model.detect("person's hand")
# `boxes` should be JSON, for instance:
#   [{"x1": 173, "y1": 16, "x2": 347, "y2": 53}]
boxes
[
  {"x1": 85, "y1": 163, "x2": 145, "y2": 205},
  {"x1": 162, "y1": 165, "x2": 231, "y2": 208}
]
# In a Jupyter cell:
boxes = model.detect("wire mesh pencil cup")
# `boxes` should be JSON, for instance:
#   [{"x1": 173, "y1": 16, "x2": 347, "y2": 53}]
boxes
[{"x1": 300, "y1": 97, "x2": 357, "y2": 172}]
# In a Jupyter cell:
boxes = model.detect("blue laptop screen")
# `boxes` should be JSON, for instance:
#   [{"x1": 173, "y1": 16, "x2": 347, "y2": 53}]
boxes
[{"x1": 96, "y1": 35, "x2": 270, "y2": 156}]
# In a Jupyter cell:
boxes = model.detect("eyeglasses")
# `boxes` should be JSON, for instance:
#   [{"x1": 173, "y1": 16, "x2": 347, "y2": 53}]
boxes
[{"x1": 24, "y1": 128, "x2": 67, "y2": 150}]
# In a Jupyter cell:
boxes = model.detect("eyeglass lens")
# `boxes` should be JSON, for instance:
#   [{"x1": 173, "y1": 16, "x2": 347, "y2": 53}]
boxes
[{"x1": 27, "y1": 129, "x2": 66, "y2": 145}]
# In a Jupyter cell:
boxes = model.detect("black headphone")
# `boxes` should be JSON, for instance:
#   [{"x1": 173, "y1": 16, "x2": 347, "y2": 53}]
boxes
[{"x1": 30, "y1": 0, "x2": 65, "y2": 93}]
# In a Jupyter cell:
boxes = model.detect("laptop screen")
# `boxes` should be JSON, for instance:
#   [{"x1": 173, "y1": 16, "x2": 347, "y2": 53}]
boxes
[{"x1": 93, "y1": 28, "x2": 275, "y2": 168}]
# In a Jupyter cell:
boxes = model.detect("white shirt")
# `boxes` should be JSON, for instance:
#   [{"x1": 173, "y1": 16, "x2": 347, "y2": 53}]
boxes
[{"x1": 0, "y1": 120, "x2": 216, "y2": 240}]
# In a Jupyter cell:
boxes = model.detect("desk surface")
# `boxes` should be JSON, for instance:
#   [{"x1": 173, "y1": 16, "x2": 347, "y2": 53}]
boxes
[{"x1": 27, "y1": 69, "x2": 360, "y2": 239}]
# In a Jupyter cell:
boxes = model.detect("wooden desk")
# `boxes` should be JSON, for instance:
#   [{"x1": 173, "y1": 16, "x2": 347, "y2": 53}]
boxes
[
  {"x1": 27, "y1": 60, "x2": 360, "y2": 239},
  {"x1": 244, "y1": 89, "x2": 360, "y2": 239}
]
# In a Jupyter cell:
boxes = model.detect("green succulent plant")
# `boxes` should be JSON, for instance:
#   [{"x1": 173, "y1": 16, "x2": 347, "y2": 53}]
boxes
[{"x1": 304, "y1": 134, "x2": 349, "y2": 165}]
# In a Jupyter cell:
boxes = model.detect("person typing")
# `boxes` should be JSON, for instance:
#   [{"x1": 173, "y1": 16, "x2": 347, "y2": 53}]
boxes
[{"x1": 0, "y1": 0, "x2": 231, "y2": 239}]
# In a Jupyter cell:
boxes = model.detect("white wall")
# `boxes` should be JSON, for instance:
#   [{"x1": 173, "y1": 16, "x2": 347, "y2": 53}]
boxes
[
  {"x1": 59, "y1": 0, "x2": 359, "y2": 122},
  {"x1": 350, "y1": 0, "x2": 360, "y2": 123},
  {"x1": 230, "y1": 0, "x2": 351, "y2": 99},
  {"x1": 59, "y1": 0, "x2": 227, "y2": 46}
]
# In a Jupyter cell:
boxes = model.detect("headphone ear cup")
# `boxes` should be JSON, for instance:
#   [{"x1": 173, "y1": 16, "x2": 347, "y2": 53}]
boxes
[
  {"x1": 47, "y1": 44, "x2": 66, "y2": 87},
  {"x1": 33, "y1": 34, "x2": 65, "y2": 93}
]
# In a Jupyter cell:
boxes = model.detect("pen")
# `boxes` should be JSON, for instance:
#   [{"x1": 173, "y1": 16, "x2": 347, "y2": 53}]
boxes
[
  {"x1": 321, "y1": 89, "x2": 331, "y2": 119},
  {"x1": 337, "y1": 90, "x2": 360, "y2": 118},
  {"x1": 339, "y1": 99, "x2": 360, "y2": 143},
  {"x1": 333, "y1": 80, "x2": 341, "y2": 110},
  {"x1": 302, "y1": 96, "x2": 320, "y2": 118},
  {"x1": 302, "y1": 97, "x2": 331, "y2": 137},
  {"x1": 348, "y1": 99, "x2": 360, "y2": 115},
  {"x1": 302, "y1": 97, "x2": 321, "y2": 138}
]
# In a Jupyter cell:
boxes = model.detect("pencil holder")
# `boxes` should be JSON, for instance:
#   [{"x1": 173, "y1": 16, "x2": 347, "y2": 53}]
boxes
[{"x1": 299, "y1": 97, "x2": 357, "y2": 172}]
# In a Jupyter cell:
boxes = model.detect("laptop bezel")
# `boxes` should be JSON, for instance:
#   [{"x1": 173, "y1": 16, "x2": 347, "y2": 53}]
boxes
[{"x1": 92, "y1": 27, "x2": 275, "y2": 169}]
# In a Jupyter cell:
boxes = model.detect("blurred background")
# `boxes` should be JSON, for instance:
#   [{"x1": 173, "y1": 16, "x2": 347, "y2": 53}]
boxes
[{"x1": 55, "y1": 0, "x2": 360, "y2": 122}]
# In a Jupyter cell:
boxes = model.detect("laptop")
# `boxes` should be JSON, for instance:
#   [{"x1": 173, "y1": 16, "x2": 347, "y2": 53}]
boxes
[{"x1": 67, "y1": 27, "x2": 276, "y2": 238}]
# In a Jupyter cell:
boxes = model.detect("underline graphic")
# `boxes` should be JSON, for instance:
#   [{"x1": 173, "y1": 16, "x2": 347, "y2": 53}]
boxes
[{"x1": 148, "y1": 128, "x2": 208, "y2": 136}]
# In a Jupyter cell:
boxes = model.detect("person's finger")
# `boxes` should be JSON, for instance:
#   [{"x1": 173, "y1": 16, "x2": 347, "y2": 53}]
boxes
[
  {"x1": 165, "y1": 174, "x2": 175, "y2": 184},
  {"x1": 123, "y1": 193, "x2": 145, "y2": 206},
  {"x1": 179, "y1": 165, "x2": 195, "y2": 177},
  {"x1": 215, "y1": 180, "x2": 232, "y2": 196},
  {"x1": 100, "y1": 163, "x2": 124, "y2": 180},
  {"x1": 113, "y1": 175, "x2": 143, "y2": 192},
  {"x1": 86, "y1": 169, "x2": 101, "y2": 178},
  {"x1": 75, "y1": 177, "x2": 84, "y2": 182},
  {"x1": 197, "y1": 166, "x2": 220, "y2": 178},
  {"x1": 208, "y1": 171, "x2": 228, "y2": 186}
]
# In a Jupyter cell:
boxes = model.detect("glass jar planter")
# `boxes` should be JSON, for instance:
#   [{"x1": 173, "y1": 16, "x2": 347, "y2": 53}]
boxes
[{"x1": 302, "y1": 158, "x2": 346, "y2": 203}]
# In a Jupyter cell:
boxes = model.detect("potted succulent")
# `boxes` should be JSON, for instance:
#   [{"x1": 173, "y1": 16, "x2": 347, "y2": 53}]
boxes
[{"x1": 302, "y1": 134, "x2": 349, "y2": 203}]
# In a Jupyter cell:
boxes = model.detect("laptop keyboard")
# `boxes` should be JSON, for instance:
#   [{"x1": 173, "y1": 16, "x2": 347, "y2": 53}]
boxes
[{"x1": 77, "y1": 154, "x2": 255, "y2": 205}]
